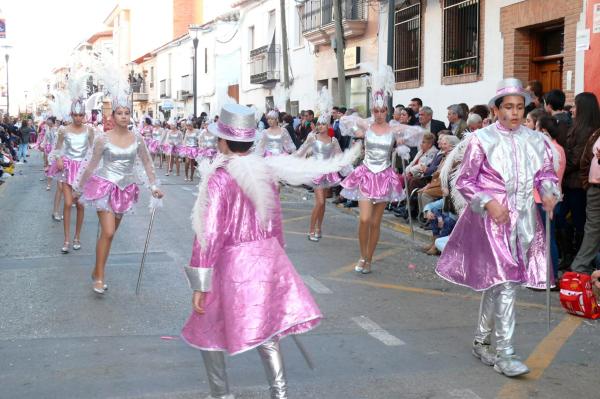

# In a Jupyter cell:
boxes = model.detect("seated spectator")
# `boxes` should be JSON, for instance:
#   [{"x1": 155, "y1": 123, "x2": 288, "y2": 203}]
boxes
[
  {"x1": 418, "y1": 106, "x2": 446, "y2": 136},
  {"x1": 400, "y1": 107, "x2": 418, "y2": 126},
  {"x1": 446, "y1": 104, "x2": 467, "y2": 139},
  {"x1": 466, "y1": 113, "x2": 483, "y2": 132}
]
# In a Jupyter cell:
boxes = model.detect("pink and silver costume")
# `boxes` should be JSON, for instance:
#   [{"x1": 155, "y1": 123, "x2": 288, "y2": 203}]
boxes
[
  {"x1": 195, "y1": 129, "x2": 218, "y2": 160},
  {"x1": 162, "y1": 129, "x2": 183, "y2": 156},
  {"x1": 141, "y1": 125, "x2": 153, "y2": 148},
  {"x1": 48, "y1": 127, "x2": 95, "y2": 186},
  {"x1": 295, "y1": 132, "x2": 342, "y2": 188},
  {"x1": 148, "y1": 127, "x2": 164, "y2": 155},
  {"x1": 435, "y1": 102, "x2": 559, "y2": 375},
  {"x1": 182, "y1": 129, "x2": 200, "y2": 159},
  {"x1": 74, "y1": 132, "x2": 158, "y2": 216},
  {"x1": 255, "y1": 128, "x2": 296, "y2": 157}
]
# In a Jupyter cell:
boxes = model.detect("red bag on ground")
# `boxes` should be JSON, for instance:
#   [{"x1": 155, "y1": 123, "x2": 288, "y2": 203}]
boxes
[{"x1": 559, "y1": 271, "x2": 600, "y2": 319}]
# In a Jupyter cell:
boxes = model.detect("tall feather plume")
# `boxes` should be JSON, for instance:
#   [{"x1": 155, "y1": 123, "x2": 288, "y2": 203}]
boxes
[
  {"x1": 49, "y1": 90, "x2": 71, "y2": 121},
  {"x1": 211, "y1": 84, "x2": 236, "y2": 118},
  {"x1": 316, "y1": 86, "x2": 333, "y2": 123},
  {"x1": 67, "y1": 69, "x2": 90, "y2": 101},
  {"x1": 273, "y1": 84, "x2": 289, "y2": 112},
  {"x1": 359, "y1": 62, "x2": 395, "y2": 97},
  {"x1": 93, "y1": 55, "x2": 131, "y2": 109}
]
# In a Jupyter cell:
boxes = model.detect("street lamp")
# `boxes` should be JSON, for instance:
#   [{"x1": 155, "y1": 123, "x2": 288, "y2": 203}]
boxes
[
  {"x1": 189, "y1": 25, "x2": 201, "y2": 118},
  {"x1": 1, "y1": 45, "x2": 11, "y2": 117}
]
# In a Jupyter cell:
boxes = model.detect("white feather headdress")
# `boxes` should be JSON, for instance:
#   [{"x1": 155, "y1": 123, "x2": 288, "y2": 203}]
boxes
[
  {"x1": 94, "y1": 56, "x2": 131, "y2": 111},
  {"x1": 316, "y1": 86, "x2": 333, "y2": 124},
  {"x1": 67, "y1": 69, "x2": 90, "y2": 114},
  {"x1": 360, "y1": 63, "x2": 395, "y2": 109},
  {"x1": 210, "y1": 84, "x2": 236, "y2": 119},
  {"x1": 273, "y1": 84, "x2": 289, "y2": 113},
  {"x1": 49, "y1": 91, "x2": 71, "y2": 121}
]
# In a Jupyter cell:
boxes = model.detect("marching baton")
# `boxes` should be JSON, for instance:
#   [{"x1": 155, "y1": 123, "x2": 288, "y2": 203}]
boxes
[
  {"x1": 136, "y1": 206, "x2": 158, "y2": 295},
  {"x1": 545, "y1": 211, "x2": 552, "y2": 332},
  {"x1": 292, "y1": 335, "x2": 315, "y2": 370}
]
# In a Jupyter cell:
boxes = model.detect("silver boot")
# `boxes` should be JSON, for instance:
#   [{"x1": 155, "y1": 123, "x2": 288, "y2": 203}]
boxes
[
  {"x1": 201, "y1": 350, "x2": 233, "y2": 399},
  {"x1": 257, "y1": 340, "x2": 288, "y2": 399},
  {"x1": 494, "y1": 353, "x2": 530, "y2": 377},
  {"x1": 472, "y1": 341, "x2": 495, "y2": 366}
]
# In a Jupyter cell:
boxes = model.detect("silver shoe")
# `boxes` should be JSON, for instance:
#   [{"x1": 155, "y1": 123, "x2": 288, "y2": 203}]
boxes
[
  {"x1": 354, "y1": 258, "x2": 366, "y2": 273},
  {"x1": 361, "y1": 260, "x2": 372, "y2": 274},
  {"x1": 314, "y1": 231, "x2": 322, "y2": 239},
  {"x1": 61, "y1": 242, "x2": 70, "y2": 254},
  {"x1": 92, "y1": 281, "x2": 106, "y2": 295},
  {"x1": 52, "y1": 213, "x2": 62, "y2": 221},
  {"x1": 493, "y1": 354, "x2": 530, "y2": 377},
  {"x1": 472, "y1": 341, "x2": 495, "y2": 366},
  {"x1": 91, "y1": 275, "x2": 108, "y2": 291},
  {"x1": 307, "y1": 233, "x2": 319, "y2": 242},
  {"x1": 73, "y1": 240, "x2": 81, "y2": 250}
]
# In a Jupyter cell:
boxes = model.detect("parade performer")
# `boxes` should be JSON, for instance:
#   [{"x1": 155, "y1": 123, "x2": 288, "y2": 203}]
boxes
[
  {"x1": 255, "y1": 109, "x2": 296, "y2": 157},
  {"x1": 339, "y1": 64, "x2": 424, "y2": 274},
  {"x1": 48, "y1": 72, "x2": 96, "y2": 254},
  {"x1": 182, "y1": 120, "x2": 200, "y2": 181},
  {"x1": 194, "y1": 119, "x2": 218, "y2": 176},
  {"x1": 162, "y1": 119, "x2": 183, "y2": 176},
  {"x1": 436, "y1": 78, "x2": 559, "y2": 377},
  {"x1": 74, "y1": 65, "x2": 164, "y2": 295},
  {"x1": 41, "y1": 116, "x2": 58, "y2": 191},
  {"x1": 294, "y1": 87, "x2": 344, "y2": 242},
  {"x1": 148, "y1": 119, "x2": 165, "y2": 168},
  {"x1": 141, "y1": 116, "x2": 153, "y2": 148},
  {"x1": 182, "y1": 103, "x2": 360, "y2": 399}
]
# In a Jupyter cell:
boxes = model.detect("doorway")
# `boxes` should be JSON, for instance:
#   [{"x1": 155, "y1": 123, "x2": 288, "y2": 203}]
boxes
[{"x1": 529, "y1": 23, "x2": 564, "y2": 93}]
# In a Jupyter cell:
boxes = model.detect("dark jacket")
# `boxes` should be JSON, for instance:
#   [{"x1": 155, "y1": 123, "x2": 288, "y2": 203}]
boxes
[
  {"x1": 580, "y1": 128, "x2": 600, "y2": 190},
  {"x1": 284, "y1": 123, "x2": 300, "y2": 149},
  {"x1": 333, "y1": 119, "x2": 351, "y2": 150},
  {"x1": 18, "y1": 126, "x2": 34, "y2": 145},
  {"x1": 430, "y1": 119, "x2": 446, "y2": 135},
  {"x1": 565, "y1": 125, "x2": 594, "y2": 189}
]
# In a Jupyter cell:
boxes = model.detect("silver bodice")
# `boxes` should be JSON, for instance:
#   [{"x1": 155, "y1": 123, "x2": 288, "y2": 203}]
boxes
[
  {"x1": 264, "y1": 133, "x2": 284, "y2": 155},
  {"x1": 46, "y1": 128, "x2": 57, "y2": 146},
  {"x1": 64, "y1": 130, "x2": 90, "y2": 161},
  {"x1": 200, "y1": 132, "x2": 217, "y2": 149},
  {"x1": 96, "y1": 140, "x2": 139, "y2": 189},
  {"x1": 363, "y1": 130, "x2": 394, "y2": 173},
  {"x1": 185, "y1": 130, "x2": 199, "y2": 147},
  {"x1": 166, "y1": 131, "x2": 182, "y2": 146},
  {"x1": 311, "y1": 138, "x2": 334, "y2": 161},
  {"x1": 152, "y1": 129, "x2": 163, "y2": 140}
]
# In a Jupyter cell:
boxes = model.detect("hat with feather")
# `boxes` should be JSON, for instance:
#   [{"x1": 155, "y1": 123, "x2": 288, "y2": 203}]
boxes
[{"x1": 360, "y1": 63, "x2": 395, "y2": 110}]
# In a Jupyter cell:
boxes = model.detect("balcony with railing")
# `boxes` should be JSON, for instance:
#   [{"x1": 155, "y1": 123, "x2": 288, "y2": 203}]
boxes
[
  {"x1": 301, "y1": 0, "x2": 368, "y2": 46},
  {"x1": 249, "y1": 45, "x2": 280, "y2": 85},
  {"x1": 180, "y1": 74, "x2": 193, "y2": 98},
  {"x1": 132, "y1": 80, "x2": 149, "y2": 102}
]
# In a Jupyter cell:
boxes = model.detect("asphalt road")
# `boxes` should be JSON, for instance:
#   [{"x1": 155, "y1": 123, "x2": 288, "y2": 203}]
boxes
[{"x1": 1, "y1": 153, "x2": 599, "y2": 399}]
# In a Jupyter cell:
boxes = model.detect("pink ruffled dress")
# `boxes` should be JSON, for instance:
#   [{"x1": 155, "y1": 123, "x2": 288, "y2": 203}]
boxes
[
  {"x1": 47, "y1": 127, "x2": 94, "y2": 186},
  {"x1": 182, "y1": 159, "x2": 321, "y2": 355},
  {"x1": 148, "y1": 128, "x2": 164, "y2": 154},
  {"x1": 182, "y1": 129, "x2": 200, "y2": 159},
  {"x1": 75, "y1": 133, "x2": 158, "y2": 216},
  {"x1": 195, "y1": 129, "x2": 218, "y2": 161},
  {"x1": 162, "y1": 130, "x2": 184, "y2": 156},
  {"x1": 341, "y1": 129, "x2": 405, "y2": 203},
  {"x1": 294, "y1": 132, "x2": 342, "y2": 188}
]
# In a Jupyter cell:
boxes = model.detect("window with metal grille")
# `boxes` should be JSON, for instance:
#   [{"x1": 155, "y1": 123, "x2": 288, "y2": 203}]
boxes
[
  {"x1": 394, "y1": 0, "x2": 421, "y2": 83},
  {"x1": 442, "y1": 0, "x2": 480, "y2": 77},
  {"x1": 301, "y1": 0, "x2": 366, "y2": 32}
]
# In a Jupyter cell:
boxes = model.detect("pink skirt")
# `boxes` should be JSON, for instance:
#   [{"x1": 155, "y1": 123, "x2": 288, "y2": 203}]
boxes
[
  {"x1": 162, "y1": 144, "x2": 183, "y2": 156},
  {"x1": 43, "y1": 143, "x2": 53, "y2": 155},
  {"x1": 312, "y1": 172, "x2": 341, "y2": 189},
  {"x1": 340, "y1": 164, "x2": 405, "y2": 203},
  {"x1": 148, "y1": 139, "x2": 161, "y2": 154},
  {"x1": 182, "y1": 146, "x2": 200, "y2": 158},
  {"x1": 181, "y1": 237, "x2": 322, "y2": 355},
  {"x1": 80, "y1": 175, "x2": 139, "y2": 215},
  {"x1": 196, "y1": 147, "x2": 217, "y2": 159},
  {"x1": 47, "y1": 157, "x2": 82, "y2": 186}
]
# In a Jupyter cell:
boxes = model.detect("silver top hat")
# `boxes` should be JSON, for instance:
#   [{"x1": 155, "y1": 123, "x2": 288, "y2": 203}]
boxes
[
  {"x1": 208, "y1": 103, "x2": 257, "y2": 142},
  {"x1": 488, "y1": 78, "x2": 532, "y2": 107}
]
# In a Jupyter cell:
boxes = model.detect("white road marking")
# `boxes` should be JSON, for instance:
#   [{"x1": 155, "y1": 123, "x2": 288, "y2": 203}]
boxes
[
  {"x1": 448, "y1": 389, "x2": 483, "y2": 399},
  {"x1": 302, "y1": 275, "x2": 332, "y2": 294},
  {"x1": 351, "y1": 315, "x2": 405, "y2": 346},
  {"x1": 181, "y1": 186, "x2": 192, "y2": 191}
]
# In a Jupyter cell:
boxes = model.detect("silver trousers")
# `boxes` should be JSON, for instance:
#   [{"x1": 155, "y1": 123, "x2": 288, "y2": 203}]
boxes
[
  {"x1": 201, "y1": 339, "x2": 288, "y2": 399},
  {"x1": 474, "y1": 282, "x2": 517, "y2": 355}
]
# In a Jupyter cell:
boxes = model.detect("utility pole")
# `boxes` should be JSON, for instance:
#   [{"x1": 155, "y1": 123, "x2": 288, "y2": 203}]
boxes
[
  {"x1": 387, "y1": 0, "x2": 395, "y2": 118},
  {"x1": 279, "y1": 0, "x2": 291, "y2": 112},
  {"x1": 333, "y1": 0, "x2": 346, "y2": 107}
]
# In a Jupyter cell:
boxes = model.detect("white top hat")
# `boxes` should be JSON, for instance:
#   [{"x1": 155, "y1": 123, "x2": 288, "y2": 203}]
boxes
[
  {"x1": 488, "y1": 78, "x2": 532, "y2": 107},
  {"x1": 207, "y1": 104, "x2": 257, "y2": 142}
]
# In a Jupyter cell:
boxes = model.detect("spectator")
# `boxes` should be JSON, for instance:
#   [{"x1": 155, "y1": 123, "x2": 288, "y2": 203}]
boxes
[
  {"x1": 295, "y1": 109, "x2": 314, "y2": 144},
  {"x1": 399, "y1": 107, "x2": 418, "y2": 126},
  {"x1": 559, "y1": 92, "x2": 600, "y2": 269},
  {"x1": 524, "y1": 108, "x2": 547, "y2": 130},
  {"x1": 458, "y1": 103, "x2": 469, "y2": 121},
  {"x1": 525, "y1": 80, "x2": 544, "y2": 115},
  {"x1": 409, "y1": 98, "x2": 422, "y2": 120},
  {"x1": 17, "y1": 119, "x2": 34, "y2": 163},
  {"x1": 390, "y1": 107, "x2": 402, "y2": 125},
  {"x1": 544, "y1": 89, "x2": 571, "y2": 146},
  {"x1": 466, "y1": 113, "x2": 483, "y2": 132},
  {"x1": 418, "y1": 106, "x2": 446, "y2": 136},
  {"x1": 469, "y1": 104, "x2": 490, "y2": 121},
  {"x1": 447, "y1": 104, "x2": 467, "y2": 139},
  {"x1": 333, "y1": 106, "x2": 350, "y2": 150},
  {"x1": 570, "y1": 104, "x2": 600, "y2": 275},
  {"x1": 282, "y1": 113, "x2": 300, "y2": 149}
]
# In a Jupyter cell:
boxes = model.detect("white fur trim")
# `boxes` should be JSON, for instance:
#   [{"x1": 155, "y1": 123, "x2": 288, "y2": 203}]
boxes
[{"x1": 191, "y1": 155, "x2": 226, "y2": 248}]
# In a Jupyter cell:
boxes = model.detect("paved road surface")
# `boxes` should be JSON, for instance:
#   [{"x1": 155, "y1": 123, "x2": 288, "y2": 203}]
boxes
[{"x1": 1, "y1": 154, "x2": 599, "y2": 399}]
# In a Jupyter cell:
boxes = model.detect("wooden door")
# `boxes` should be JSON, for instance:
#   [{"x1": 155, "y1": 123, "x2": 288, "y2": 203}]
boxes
[{"x1": 535, "y1": 59, "x2": 563, "y2": 93}]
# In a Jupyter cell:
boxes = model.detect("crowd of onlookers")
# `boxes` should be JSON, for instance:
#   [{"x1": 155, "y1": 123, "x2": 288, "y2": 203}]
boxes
[{"x1": 0, "y1": 115, "x2": 40, "y2": 183}]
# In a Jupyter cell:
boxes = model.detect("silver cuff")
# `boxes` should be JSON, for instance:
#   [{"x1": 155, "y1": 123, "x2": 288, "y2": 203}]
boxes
[
  {"x1": 184, "y1": 266, "x2": 213, "y2": 292},
  {"x1": 470, "y1": 192, "x2": 493, "y2": 214},
  {"x1": 540, "y1": 180, "x2": 561, "y2": 200},
  {"x1": 150, "y1": 184, "x2": 159, "y2": 192}
]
